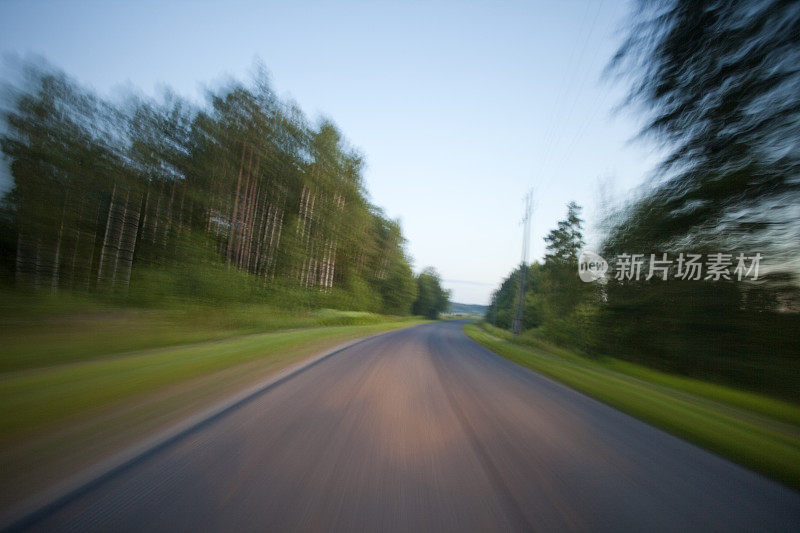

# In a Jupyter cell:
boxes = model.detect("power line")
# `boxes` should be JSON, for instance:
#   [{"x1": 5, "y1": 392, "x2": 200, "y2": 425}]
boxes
[
  {"x1": 534, "y1": 0, "x2": 606, "y2": 197},
  {"x1": 512, "y1": 190, "x2": 533, "y2": 335}
]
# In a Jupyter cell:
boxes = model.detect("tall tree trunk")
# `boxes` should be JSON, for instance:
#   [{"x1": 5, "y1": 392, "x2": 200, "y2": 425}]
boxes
[
  {"x1": 110, "y1": 189, "x2": 130, "y2": 286},
  {"x1": 243, "y1": 153, "x2": 261, "y2": 271},
  {"x1": 33, "y1": 237, "x2": 42, "y2": 289},
  {"x1": 177, "y1": 179, "x2": 186, "y2": 234},
  {"x1": 304, "y1": 192, "x2": 316, "y2": 287},
  {"x1": 271, "y1": 205, "x2": 284, "y2": 281},
  {"x1": 49, "y1": 188, "x2": 72, "y2": 292},
  {"x1": 84, "y1": 203, "x2": 101, "y2": 291},
  {"x1": 120, "y1": 191, "x2": 142, "y2": 288},
  {"x1": 140, "y1": 182, "x2": 150, "y2": 245},
  {"x1": 151, "y1": 179, "x2": 163, "y2": 245},
  {"x1": 268, "y1": 206, "x2": 279, "y2": 275},
  {"x1": 235, "y1": 147, "x2": 255, "y2": 268},
  {"x1": 68, "y1": 224, "x2": 81, "y2": 289},
  {"x1": 96, "y1": 183, "x2": 117, "y2": 286},
  {"x1": 298, "y1": 187, "x2": 312, "y2": 285},
  {"x1": 51, "y1": 200, "x2": 67, "y2": 293},
  {"x1": 15, "y1": 225, "x2": 26, "y2": 287},
  {"x1": 67, "y1": 195, "x2": 86, "y2": 289},
  {"x1": 243, "y1": 185, "x2": 258, "y2": 271},
  {"x1": 227, "y1": 142, "x2": 248, "y2": 265},
  {"x1": 255, "y1": 200, "x2": 271, "y2": 276},
  {"x1": 161, "y1": 178, "x2": 176, "y2": 249}
]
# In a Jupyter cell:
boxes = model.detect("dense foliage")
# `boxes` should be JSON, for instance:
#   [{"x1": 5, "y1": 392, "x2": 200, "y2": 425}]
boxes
[
  {"x1": 599, "y1": 0, "x2": 800, "y2": 397},
  {"x1": 411, "y1": 267, "x2": 451, "y2": 319},
  {"x1": 0, "y1": 61, "x2": 420, "y2": 314},
  {"x1": 488, "y1": 0, "x2": 800, "y2": 399}
]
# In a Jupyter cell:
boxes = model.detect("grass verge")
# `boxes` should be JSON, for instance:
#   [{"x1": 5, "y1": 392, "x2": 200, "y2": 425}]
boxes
[
  {"x1": 464, "y1": 322, "x2": 800, "y2": 490},
  {"x1": 0, "y1": 289, "x2": 405, "y2": 373}
]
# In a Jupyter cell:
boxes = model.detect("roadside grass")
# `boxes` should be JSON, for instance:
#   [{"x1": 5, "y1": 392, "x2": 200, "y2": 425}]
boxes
[
  {"x1": 464, "y1": 322, "x2": 800, "y2": 489},
  {"x1": 478, "y1": 324, "x2": 800, "y2": 427},
  {"x1": 0, "y1": 289, "x2": 401, "y2": 373}
]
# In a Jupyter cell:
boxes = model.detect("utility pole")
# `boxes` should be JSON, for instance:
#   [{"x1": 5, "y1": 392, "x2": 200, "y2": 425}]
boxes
[{"x1": 512, "y1": 191, "x2": 532, "y2": 335}]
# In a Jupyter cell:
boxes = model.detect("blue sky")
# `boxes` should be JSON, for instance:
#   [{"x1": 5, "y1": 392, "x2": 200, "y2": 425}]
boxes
[{"x1": 0, "y1": 0, "x2": 660, "y2": 304}]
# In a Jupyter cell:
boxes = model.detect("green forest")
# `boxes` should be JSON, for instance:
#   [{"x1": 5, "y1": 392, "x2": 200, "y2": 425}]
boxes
[
  {"x1": 487, "y1": 0, "x2": 800, "y2": 400},
  {"x1": 0, "y1": 62, "x2": 448, "y2": 318}
]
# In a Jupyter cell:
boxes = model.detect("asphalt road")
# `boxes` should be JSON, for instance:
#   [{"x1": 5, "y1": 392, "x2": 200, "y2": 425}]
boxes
[{"x1": 11, "y1": 321, "x2": 800, "y2": 532}]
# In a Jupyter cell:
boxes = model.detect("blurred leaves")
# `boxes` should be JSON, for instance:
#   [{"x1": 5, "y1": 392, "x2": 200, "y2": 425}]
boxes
[
  {"x1": 606, "y1": 0, "x2": 800, "y2": 255},
  {"x1": 488, "y1": 0, "x2": 800, "y2": 398},
  {"x1": 0, "y1": 59, "x2": 418, "y2": 315}
]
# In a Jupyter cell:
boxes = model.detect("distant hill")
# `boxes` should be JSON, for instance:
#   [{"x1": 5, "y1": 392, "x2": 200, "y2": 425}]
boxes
[{"x1": 447, "y1": 302, "x2": 488, "y2": 316}]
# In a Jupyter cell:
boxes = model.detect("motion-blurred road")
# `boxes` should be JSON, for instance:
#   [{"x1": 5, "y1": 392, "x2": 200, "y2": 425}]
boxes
[{"x1": 13, "y1": 321, "x2": 799, "y2": 532}]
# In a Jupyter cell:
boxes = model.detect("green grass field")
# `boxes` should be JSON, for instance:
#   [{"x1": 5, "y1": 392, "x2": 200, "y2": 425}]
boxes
[{"x1": 464, "y1": 322, "x2": 800, "y2": 489}]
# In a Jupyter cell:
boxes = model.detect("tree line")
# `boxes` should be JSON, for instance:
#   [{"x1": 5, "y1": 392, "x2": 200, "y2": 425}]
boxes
[
  {"x1": 0, "y1": 61, "x2": 448, "y2": 316},
  {"x1": 487, "y1": 0, "x2": 799, "y2": 399}
]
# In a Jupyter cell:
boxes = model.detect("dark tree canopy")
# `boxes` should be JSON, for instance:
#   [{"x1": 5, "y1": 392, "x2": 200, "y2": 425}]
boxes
[
  {"x1": 544, "y1": 201, "x2": 584, "y2": 265},
  {"x1": 606, "y1": 0, "x2": 800, "y2": 255},
  {"x1": 412, "y1": 267, "x2": 451, "y2": 319},
  {"x1": 594, "y1": 0, "x2": 800, "y2": 398}
]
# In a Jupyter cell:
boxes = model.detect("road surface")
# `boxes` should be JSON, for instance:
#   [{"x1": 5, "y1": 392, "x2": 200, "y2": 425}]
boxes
[{"x1": 9, "y1": 321, "x2": 799, "y2": 531}]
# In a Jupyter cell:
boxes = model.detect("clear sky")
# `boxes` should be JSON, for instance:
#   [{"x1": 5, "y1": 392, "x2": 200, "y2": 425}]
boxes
[{"x1": 0, "y1": 0, "x2": 660, "y2": 304}]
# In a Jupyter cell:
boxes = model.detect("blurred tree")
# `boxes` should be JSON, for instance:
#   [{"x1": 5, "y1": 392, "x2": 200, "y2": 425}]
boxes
[
  {"x1": 607, "y1": 0, "x2": 800, "y2": 257},
  {"x1": 544, "y1": 201, "x2": 584, "y2": 265},
  {"x1": 0, "y1": 61, "x2": 420, "y2": 315},
  {"x1": 542, "y1": 202, "x2": 591, "y2": 318},
  {"x1": 486, "y1": 268, "x2": 521, "y2": 329},
  {"x1": 597, "y1": 0, "x2": 800, "y2": 397},
  {"x1": 412, "y1": 267, "x2": 451, "y2": 319},
  {"x1": 370, "y1": 216, "x2": 417, "y2": 315}
]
